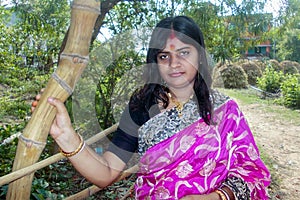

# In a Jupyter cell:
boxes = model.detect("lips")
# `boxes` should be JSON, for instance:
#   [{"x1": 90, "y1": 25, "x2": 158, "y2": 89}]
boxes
[{"x1": 169, "y1": 72, "x2": 184, "y2": 77}]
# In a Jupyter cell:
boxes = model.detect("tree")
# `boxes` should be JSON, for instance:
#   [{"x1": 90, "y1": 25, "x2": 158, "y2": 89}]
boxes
[
  {"x1": 277, "y1": 0, "x2": 300, "y2": 30},
  {"x1": 277, "y1": 29, "x2": 300, "y2": 62},
  {"x1": 181, "y1": 0, "x2": 268, "y2": 62},
  {"x1": 271, "y1": 0, "x2": 300, "y2": 62},
  {"x1": 2, "y1": 0, "x2": 70, "y2": 71}
]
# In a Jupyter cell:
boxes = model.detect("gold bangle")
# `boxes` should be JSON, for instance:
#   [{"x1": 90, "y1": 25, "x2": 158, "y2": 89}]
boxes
[
  {"x1": 215, "y1": 189, "x2": 227, "y2": 200},
  {"x1": 218, "y1": 187, "x2": 230, "y2": 200},
  {"x1": 60, "y1": 134, "x2": 85, "y2": 157}
]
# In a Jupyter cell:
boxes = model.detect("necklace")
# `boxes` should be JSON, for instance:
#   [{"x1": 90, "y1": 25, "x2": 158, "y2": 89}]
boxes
[{"x1": 168, "y1": 92, "x2": 193, "y2": 117}]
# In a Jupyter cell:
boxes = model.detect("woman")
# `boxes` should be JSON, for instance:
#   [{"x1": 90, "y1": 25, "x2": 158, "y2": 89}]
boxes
[{"x1": 33, "y1": 16, "x2": 271, "y2": 199}]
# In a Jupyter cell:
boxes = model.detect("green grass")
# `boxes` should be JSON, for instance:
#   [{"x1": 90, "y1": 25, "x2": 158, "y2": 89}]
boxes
[
  {"x1": 218, "y1": 88, "x2": 300, "y2": 125},
  {"x1": 218, "y1": 88, "x2": 266, "y2": 104}
]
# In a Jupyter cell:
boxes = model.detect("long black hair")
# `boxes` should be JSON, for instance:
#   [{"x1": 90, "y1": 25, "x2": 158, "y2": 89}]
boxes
[{"x1": 130, "y1": 16, "x2": 212, "y2": 125}]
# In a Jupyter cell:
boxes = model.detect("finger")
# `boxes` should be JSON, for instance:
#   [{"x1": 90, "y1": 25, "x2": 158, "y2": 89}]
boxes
[
  {"x1": 35, "y1": 88, "x2": 45, "y2": 100},
  {"x1": 47, "y1": 97, "x2": 68, "y2": 115},
  {"x1": 34, "y1": 88, "x2": 45, "y2": 101},
  {"x1": 49, "y1": 118, "x2": 63, "y2": 139},
  {"x1": 32, "y1": 100, "x2": 38, "y2": 107},
  {"x1": 35, "y1": 93, "x2": 42, "y2": 101},
  {"x1": 31, "y1": 101, "x2": 38, "y2": 112}
]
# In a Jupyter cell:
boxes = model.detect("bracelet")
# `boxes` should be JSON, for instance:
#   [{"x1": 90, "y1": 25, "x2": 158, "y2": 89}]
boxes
[
  {"x1": 218, "y1": 187, "x2": 230, "y2": 200},
  {"x1": 215, "y1": 189, "x2": 228, "y2": 200},
  {"x1": 60, "y1": 134, "x2": 85, "y2": 157}
]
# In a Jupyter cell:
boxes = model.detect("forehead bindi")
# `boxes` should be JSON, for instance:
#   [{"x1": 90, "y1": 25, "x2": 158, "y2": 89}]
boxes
[
  {"x1": 163, "y1": 32, "x2": 191, "y2": 52},
  {"x1": 169, "y1": 44, "x2": 175, "y2": 51},
  {"x1": 165, "y1": 37, "x2": 186, "y2": 52}
]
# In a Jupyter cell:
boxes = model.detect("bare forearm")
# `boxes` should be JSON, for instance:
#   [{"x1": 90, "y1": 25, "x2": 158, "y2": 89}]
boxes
[
  {"x1": 54, "y1": 130, "x2": 125, "y2": 187},
  {"x1": 68, "y1": 147, "x2": 125, "y2": 187},
  {"x1": 44, "y1": 97, "x2": 126, "y2": 188}
]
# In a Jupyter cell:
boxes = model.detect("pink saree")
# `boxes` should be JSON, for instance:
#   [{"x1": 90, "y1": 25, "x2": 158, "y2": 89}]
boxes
[{"x1": 135, "y1": 99, "x2": 271, "y2": 200}]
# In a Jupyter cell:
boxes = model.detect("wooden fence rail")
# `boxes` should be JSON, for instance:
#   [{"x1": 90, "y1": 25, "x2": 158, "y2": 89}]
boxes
[
  {"x1": 0, "y1": 124, "x2": 117, "y2": 186},
  {"x1": 1, "y1": 123, "x2": 138, "y2": 199}
]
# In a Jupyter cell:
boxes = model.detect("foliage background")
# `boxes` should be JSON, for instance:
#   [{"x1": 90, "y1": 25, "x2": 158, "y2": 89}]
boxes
[{"x1": 0, "y1": 0, "x2": 299, "y2": 199}]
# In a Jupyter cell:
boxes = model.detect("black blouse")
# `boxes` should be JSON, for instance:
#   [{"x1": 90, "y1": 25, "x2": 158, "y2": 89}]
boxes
[{"x1": 107, "y1": 101, "x2": 160, "y2": 163}]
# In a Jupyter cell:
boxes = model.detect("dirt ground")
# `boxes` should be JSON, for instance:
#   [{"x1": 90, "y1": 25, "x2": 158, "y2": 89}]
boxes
[{"x1": 237, "y1": 101, "x2": 300, "y2": 200}]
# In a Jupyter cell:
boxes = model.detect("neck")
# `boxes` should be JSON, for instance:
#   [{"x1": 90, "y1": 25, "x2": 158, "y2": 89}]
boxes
[{"x1": 169, "y1": 86, "x2": 194, "y2": 102}]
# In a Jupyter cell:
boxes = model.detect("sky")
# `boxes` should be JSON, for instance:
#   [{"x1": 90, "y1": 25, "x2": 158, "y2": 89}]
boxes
[{"x1": 264, "y1": 0, "x2": 282, "y2": 17}]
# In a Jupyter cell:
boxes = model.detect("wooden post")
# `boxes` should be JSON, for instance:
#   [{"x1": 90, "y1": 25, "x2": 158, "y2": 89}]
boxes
[{"x1": 7, "y1": 1, "x2": 100, "y2": 199}]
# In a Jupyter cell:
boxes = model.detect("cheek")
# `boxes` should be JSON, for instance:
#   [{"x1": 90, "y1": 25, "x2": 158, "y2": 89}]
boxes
[
  {"x1": 185, "y1": 60, "x2": 198, "y2": 74},
  {"x1": 187, "y1": 64, "x2": 199, "y2": 80},
  {"x1": 191, "y1": 67, "x2": 198, "y2": 74},
  {"x1": 158, "y1": 65, "x2": 167, "y2": 76},
  {"x1": 192, "y1": 58, "x2": 200, "y2": 72},
  {"x1": 184, "y1": 53, "x2": 199, "y2": 69}
]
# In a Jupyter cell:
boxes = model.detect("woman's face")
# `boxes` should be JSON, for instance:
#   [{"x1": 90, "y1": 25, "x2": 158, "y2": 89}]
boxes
[{"x1": 157, "y1": 36, "x2": 199, "y2": 90}]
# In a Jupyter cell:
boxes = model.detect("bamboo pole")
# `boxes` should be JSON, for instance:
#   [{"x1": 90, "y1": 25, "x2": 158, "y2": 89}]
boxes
[
  {"x1": 7, "y1": 1, "x2": 100, "y2": 199},
  {"x1": 1, "y1": 123, "x2": 138, "y2": 199},
  {"x1": 1, "y1": 154, "x2": 64, "y2": 187},
  {"x1": 0, "y1": 124, "x2": 117, "y2": 186}
]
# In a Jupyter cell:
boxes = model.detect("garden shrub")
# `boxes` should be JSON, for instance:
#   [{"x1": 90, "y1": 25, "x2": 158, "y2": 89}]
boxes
[
  {"x1": 241, "y1": 61, "x2": 262, "y2": 85},
  {"x1": 217, "y1": 63, "x2": 248, "y2": 89},
  {"x1": 212, "y1": 60, "x2": 230, "y2": 75},
  {"x1": 212, "y1": 60, "x2": 233, "y2": 88},
  {"x1": 212, "y1": 61, "x2": 225, "y2": 88},
  {"x1": 0, "y1": 124, "x2": 22, "y2": 176},
  {"x1": 252, "y1": 59, "x2": 266, "y2": 71},
  {"x1": 235, "y1": 58, "x2": 249, "y2": 65},
  {"x1": 257, "y1": 67, "x2": 284, "y2": 94},
  {"x1": 293, "y1": 61, "x2": 300, "y2": 71},
  {"x1": 213, "y1": 61, "x2": 222, "y2": 72},
  {"x1": 280, "y1": 60, "x2": 299, "y2": 75},
  {"x1": 278, "y1": 74, "x2": 300, "y2": 109},
  {"x1": 212, "y1": 69, "x2": 224, "y2": 88},
  {"x1": 266, "y1": 59, "x2": 283, "y2": 72},
  {"x1": 0, "y1": 123, "x2": 22, "y2": 198},
  {"x1": 212, "y1": 60, "x2": 245, "y2": 88}
]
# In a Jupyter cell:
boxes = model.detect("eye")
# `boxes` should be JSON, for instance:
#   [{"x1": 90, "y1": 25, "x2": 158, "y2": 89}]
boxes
[
  {"x1": 179, "y1": 50, "x2": 190, "y2": 57},
  {"x1": 157, "y1": 53, "x2": 170, "y2": 61}
]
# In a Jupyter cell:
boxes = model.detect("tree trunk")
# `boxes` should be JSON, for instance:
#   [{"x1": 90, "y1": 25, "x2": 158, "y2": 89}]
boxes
[{"x1": 6, "y1": 1, "x2": 100, "y2": 199}]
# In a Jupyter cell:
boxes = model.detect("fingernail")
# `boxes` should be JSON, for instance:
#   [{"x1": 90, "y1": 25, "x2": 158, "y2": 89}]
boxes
[{"x1": 48, "y1": 97, "x2": 54, "y2": 102}]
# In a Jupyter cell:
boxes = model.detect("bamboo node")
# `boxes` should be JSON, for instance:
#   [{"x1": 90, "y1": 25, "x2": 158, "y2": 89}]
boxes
[
  {"x1": 19, "y1": 135, "x2": 46, "y2": 149},
  {"x1": 51, "y1": 72, "x2": 73, "y2": 95},
  {"x1": 72, "y1": 3, "x2": 100, "y2": 14},
  {"x1": 60, "y1": 53, "x2": 89, "y2": 64}
]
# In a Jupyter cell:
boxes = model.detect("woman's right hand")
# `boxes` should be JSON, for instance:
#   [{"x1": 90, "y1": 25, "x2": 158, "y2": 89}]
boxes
[
  {"x1": 31, "y1": 88, "x2": 79, "y2": 151},
  {"x1": 46, "y1": 97, "x2": 81, "y2": 153},
  {"x1": 31, "y1": 88, "x2": 45, "y2": 113},
  {"x1": 46, "y1": 97, "x2": 77, "y2": 140}
]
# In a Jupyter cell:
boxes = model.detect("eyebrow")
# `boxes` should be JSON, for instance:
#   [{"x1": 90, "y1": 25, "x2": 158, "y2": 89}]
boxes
[{"x1": 159, "y1": 46, "x2": 191, "y2": 53}]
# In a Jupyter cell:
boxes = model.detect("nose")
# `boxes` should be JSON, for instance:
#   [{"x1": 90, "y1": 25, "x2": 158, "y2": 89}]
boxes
[{"x1": 169, "y1": 54, "x2": 181, "y2": 68}]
